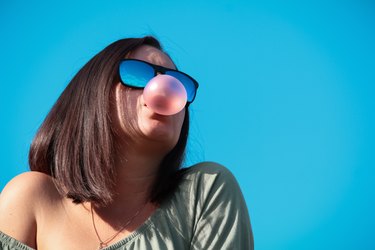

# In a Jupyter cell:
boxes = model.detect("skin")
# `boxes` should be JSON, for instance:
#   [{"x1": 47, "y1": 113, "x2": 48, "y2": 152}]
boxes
[{"x1": 0, "y1": 45, "x2": 186, "y2": 249}]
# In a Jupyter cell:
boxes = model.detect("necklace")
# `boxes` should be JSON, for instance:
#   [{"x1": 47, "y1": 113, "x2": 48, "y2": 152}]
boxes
[{"x1": 90, "y1": 202, "x2": 147, "y2": 249}]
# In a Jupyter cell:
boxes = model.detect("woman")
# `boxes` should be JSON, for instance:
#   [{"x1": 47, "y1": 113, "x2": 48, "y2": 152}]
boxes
[{"x1": 0, "y1": 36, "x2": 254, "y2": 249}]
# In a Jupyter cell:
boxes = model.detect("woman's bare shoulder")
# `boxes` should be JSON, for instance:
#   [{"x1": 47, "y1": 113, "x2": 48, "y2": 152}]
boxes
[
  {"x1": 0, "y1": 171, "x2": 60, "y2": 247},
  {"x1": 0, "y1": 171, "x2": 60, "y2": 203}
]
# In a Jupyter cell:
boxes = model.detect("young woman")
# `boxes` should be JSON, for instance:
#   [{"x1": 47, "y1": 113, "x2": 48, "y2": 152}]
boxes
[{"x1": 0, "y1": 36, "x2": 254, "y2": 249}]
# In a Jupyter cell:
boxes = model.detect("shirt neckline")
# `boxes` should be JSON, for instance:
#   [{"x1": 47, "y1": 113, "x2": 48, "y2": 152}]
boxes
[{"x1": 100, "y1": 202, "x2": 166, "y2": 250}]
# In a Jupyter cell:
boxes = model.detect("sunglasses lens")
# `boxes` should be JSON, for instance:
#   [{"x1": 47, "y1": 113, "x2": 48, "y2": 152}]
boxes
[
  {"x1": 165, "y1": 71, "x2": 196, "y2": 102},
  {"x1": 119, "y1": 60, "x2": 154, "y2": 87}
]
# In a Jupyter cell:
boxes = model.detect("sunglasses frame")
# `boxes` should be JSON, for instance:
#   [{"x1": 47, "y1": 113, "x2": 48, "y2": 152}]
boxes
[{"x1": 118, "y1": 59, "x2": 199, "y2": 103}]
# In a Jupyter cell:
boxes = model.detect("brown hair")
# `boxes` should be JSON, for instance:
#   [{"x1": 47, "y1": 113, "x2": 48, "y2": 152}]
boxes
[{"x1": 29, "y1": 36, "x2": 189, "y2": 206}]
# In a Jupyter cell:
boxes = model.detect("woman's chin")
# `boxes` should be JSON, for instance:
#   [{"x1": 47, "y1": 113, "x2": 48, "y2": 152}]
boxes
[
  {"x1": 138, "y1": 124, "x2": 177, "y2": 149},
  {"x1": 141, "y1": 126, "x2": 175, "y2": 142},
  {"x1": 136, "y1": 109, "x2": 184, "y2": 151}
]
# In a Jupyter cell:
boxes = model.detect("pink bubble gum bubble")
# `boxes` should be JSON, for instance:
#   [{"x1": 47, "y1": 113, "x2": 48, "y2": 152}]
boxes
[{"x1": 143, "y1": 75, "x2": 187, "y2": 116}]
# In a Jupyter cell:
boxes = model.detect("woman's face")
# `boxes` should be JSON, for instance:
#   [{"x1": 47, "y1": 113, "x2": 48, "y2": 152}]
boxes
[{"x1": 111, "y1": 45, "x2": 186, "y2": 152}]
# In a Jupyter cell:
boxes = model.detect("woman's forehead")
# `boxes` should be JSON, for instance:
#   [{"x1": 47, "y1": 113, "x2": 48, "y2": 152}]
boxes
[{"x1": 128, "y1": 45, "x2": 176, "y2": 70}]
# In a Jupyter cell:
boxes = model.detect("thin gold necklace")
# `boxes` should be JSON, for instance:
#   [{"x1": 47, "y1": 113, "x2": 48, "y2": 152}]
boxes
[{"x1": 90, "y1": 203, "x2": 147, "y2": 249}]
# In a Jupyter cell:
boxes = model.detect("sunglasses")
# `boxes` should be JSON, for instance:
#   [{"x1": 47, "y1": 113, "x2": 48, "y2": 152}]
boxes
[{"x1": 119, "y1": 59, "x2": 199, "y2": 103}]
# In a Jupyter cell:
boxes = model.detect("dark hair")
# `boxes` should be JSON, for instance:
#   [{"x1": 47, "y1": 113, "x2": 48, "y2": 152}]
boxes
[{"x1": 29, "y1": 36, "x2": 189, "y2": 206}]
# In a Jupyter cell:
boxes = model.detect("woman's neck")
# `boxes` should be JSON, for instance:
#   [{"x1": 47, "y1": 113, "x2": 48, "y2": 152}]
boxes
[{"x1": 111, "y1": 142, "x2": 165, "y2": 204}]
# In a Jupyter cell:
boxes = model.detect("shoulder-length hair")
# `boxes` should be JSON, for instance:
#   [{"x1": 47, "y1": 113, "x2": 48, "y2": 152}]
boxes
[{"x1": 29, "y1": 36, "x2": 189, "y2": 206}]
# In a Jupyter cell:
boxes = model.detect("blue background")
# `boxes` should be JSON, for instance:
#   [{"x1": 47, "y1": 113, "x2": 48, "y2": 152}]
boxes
[{"x1": 1, "y1": 1, "x2": 374, "y2": 249}]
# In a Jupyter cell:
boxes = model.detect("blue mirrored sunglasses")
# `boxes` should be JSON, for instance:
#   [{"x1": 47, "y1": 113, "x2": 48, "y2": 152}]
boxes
[{"x1": 119, "y1": 59, "x2": 199, "y2": 103}]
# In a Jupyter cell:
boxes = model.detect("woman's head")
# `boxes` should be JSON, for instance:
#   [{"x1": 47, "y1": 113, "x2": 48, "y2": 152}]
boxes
[
  {"x1": 111, "y1": 44, "x2": 186, "y2": 154},
  {"x1": 29, "y1": 36, "x2": 192, "y2": 205}
]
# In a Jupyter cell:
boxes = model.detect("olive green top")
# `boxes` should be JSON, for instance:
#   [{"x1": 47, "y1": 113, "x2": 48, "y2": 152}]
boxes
[{"x1": 0, "y1": 162, "x2": 254, "y2": 250}]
